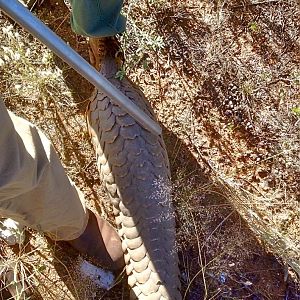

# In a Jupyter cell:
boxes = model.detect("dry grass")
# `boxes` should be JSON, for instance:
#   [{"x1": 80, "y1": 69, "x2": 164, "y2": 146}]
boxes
[
  {"x1": 0, "y1": 5, "x2": 122, "y2": 299},
  {"x1": 121, "y1": 0, "x2": 300, "y2": 270},
  {"x1": 0, "y1": 0, "x2": 300, "y2": 299}
]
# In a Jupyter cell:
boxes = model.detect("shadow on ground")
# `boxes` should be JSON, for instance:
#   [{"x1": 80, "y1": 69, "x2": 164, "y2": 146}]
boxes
[
  {"x1": 50, "y1": 239, "x2": 127, "y2": 300},
  {"x1": 27, "y1": 1, "x2": 300, "y2": 299},
  {"x1": 163, "y1": 126, "x2": 290, "y2": 300},
  {"x1": 37, "y1": 0, "x2": 93, "y2": 110},
  {"x1": 41, "y1": 125, "x2": 294, "y2": 299}
]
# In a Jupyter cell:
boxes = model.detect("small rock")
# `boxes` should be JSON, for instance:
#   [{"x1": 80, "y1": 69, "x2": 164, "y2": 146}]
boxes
[
  {"x1": 243, "y1": 280, "x2": 253, "y2": 287},
  {"x1": 219, "y1": 272, "x2": 227, "y2": 284}
]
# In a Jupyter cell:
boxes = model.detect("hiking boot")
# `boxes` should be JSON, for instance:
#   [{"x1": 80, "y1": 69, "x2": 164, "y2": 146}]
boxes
[
  {"x1": 88, "y1": 36, "x2": 124, "y2": 70},
  {"x1": 67, "y1": 209, "x2": 124, "y2": 272},
  {"x1": 0, "y1": 218, "x2": 25, "y2": 246}
]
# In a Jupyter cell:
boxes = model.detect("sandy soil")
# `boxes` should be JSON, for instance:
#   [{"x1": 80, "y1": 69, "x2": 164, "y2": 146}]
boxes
[{"x1": 0, "y1": 0, "x2": 299, "y2": 299}]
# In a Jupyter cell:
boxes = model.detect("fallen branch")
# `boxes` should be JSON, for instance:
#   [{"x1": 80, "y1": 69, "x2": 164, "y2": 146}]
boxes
[{"x1": 231, "y1": 0, "x2": 283, "y2": 9}]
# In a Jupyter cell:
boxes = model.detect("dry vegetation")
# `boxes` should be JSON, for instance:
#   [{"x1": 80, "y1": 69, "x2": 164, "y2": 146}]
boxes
[
  {"x1": 121, "y1": 0, "x2": 300, "y2": 294},
  {"x1": 0, "y1": 0, "x2": 300, "y2": 299}
]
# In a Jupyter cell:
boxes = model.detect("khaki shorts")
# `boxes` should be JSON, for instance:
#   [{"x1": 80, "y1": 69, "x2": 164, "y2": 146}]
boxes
[{"x1": 0, "y1": 99, "x2": 88, "y2": 241}]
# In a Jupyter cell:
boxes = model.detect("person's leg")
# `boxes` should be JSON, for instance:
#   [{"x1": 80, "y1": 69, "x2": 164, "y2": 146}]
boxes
[
  {"x1": 0, "y1": 98, "x2": 88, "y2": 240},
  {"x1": 0, "y1": 98, "x2": 124, "y2": 270},
  {"x1": 68, "y1": 0, "x2": 126, "y2": 70},
  {"x1": 69, "y1": 0, "x2": 126, "y2": 37}
]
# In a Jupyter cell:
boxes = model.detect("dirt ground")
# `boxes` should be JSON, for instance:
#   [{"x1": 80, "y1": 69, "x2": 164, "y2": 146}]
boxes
[{"x1": 0, "y1": 0, "x2": 300, "y2": 299}]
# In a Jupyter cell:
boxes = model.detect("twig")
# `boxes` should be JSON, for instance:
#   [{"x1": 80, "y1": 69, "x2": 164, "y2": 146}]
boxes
[
  {"x1": 183, "y1": 202, "x2": 208, "y2": 300},
  {"x1": 232, "y1": 0, "x2": 282, "y2": 8}
]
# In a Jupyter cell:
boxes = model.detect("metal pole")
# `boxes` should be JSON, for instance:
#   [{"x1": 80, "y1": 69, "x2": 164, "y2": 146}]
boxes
[{"x1": 0, "y1": 0, "x2": 162, "y2": 136}]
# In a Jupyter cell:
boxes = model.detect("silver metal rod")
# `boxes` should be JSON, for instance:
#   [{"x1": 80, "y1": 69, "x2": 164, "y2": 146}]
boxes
[{"x1": 0, "y1": 0, "x2": 162, "y2": 135}]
